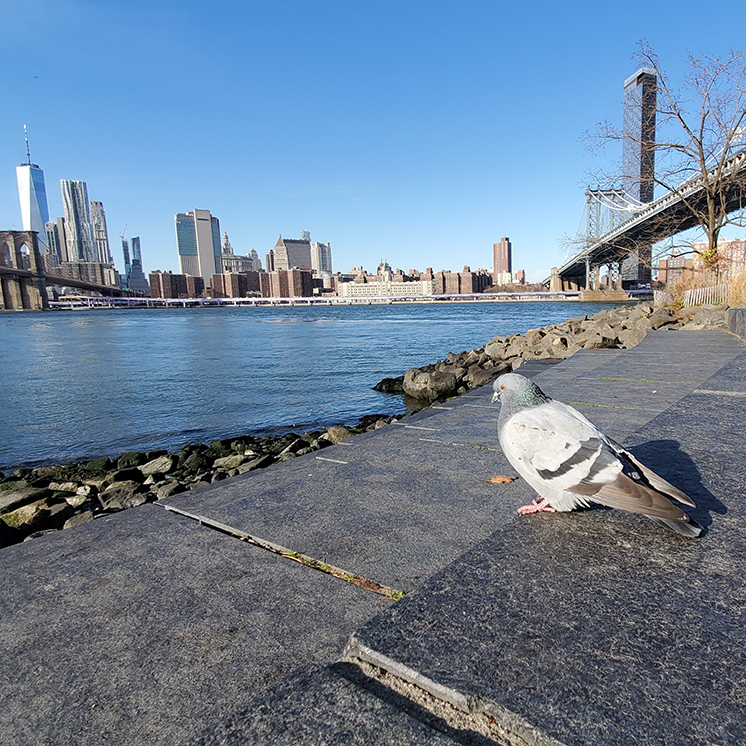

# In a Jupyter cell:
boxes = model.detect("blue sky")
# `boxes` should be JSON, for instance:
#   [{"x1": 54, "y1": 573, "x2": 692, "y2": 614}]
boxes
[{"x1": 2, "y1": 0, "x2": 745, "y2": 282}]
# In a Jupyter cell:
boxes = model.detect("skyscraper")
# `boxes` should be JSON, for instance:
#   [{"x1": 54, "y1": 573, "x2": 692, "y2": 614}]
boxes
[
  {"x1": 122, "y1": 239, "x2": 132, "y2": 285},
  {"x1": 90, "y1": 201, "x2": 113, "y2": 264},
  {"x1": 16, "y1": 127, "x2": 50, "y2": 253},
  {"x1": 622, "y1": 68, "x2": 657, "y2": 204},
  {"x1": 60, "y1": 180, "x2": 96, "y2": 262},
  {"x1": 175, "y1": 209, "x2": 221, "y2": 285},
  {"x1": 127, "y1": 236, "x2": 150, "y2": 294},
  {"x1": 273, "y1": 234, "x2": 312, "y2": 270},
  {"x1": 493, "y1": 237, "x2": 512, "y2": 276},
  {"x1": 310, "y1": 241, "x2": 333, "y2": 274}
]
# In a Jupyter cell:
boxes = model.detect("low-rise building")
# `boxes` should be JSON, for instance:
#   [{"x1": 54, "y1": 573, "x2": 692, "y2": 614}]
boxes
[
  {"x1": 149, "y1": 270, "x2": 204, "y2": 298},
  {"x1": 211, "y1": 271, "x2": 262, "y2": 298}
]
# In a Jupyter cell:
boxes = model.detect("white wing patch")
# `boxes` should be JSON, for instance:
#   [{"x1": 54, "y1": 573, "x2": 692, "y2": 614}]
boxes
[{"x1": 500, "y1": 402, "x2": 623, "y2": 510}]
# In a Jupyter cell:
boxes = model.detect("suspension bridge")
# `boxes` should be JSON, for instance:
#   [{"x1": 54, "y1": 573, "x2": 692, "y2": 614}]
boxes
[{"x1": 545, "y1": 146, "x2": 746, "y2": 293}]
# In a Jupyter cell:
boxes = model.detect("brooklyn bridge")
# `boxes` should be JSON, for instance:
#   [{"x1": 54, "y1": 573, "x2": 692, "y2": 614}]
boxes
[{"x1": 0, "y1": 230, "x2": 130, "y2": 311}]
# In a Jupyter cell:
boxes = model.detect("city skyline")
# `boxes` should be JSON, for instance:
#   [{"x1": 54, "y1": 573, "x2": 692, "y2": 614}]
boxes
[{"x1": 3, "y1": 1, "x2": 746, "y2": 282}]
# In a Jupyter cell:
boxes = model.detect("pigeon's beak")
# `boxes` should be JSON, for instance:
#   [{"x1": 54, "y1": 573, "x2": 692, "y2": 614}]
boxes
[{"x1": 491, "y1": 391, "x2": 500, "y2": 404}]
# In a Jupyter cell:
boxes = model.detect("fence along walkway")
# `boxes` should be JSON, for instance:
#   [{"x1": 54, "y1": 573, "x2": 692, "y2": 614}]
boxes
[{"x1": 682, "y1": 283, "x2": 730, "y2": 307}]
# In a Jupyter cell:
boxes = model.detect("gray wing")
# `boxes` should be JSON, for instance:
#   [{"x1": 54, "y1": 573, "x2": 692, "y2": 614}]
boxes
[{"x1": 503, "y1": 402, "x2": 697, "y2": 524}]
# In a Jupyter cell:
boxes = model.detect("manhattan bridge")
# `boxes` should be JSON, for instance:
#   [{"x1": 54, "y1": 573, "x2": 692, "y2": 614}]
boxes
[{"x1": 545, "y1": 68, "x2": 746, "y2": 293}]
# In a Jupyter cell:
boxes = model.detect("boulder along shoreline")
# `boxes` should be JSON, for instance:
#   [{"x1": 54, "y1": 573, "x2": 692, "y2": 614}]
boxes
[{"x1": 0, "y1": 302, "x2": 728, "y2": 549}]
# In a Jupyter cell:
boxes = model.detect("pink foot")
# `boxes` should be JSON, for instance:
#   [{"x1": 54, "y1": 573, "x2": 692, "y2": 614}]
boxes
[{"x1": 517, "y1": 498, "x2": 556, "y2": 515}]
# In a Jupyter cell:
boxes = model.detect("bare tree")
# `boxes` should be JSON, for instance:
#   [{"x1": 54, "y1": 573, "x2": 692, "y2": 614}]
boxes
[{"x1": 590, "y1": 41, "x2": 746, "y2": 275}]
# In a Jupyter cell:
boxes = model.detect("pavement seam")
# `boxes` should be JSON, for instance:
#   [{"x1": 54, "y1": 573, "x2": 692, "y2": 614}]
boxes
[
  {"x1": 418, "y1": 437, "x2": 501, "y2": 452},
  {"x1": 160, "y1": 504, "x2": 406, "y2": 600},
  {"x1": 343, "y1": 636, "x2": 566, "y2": 746},
  {"x1": 693, "y1": 388, "x2": 746, "y2": 397}
]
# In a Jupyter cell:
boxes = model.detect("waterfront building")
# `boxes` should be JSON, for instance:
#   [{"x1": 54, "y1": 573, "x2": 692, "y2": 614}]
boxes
[
  {"x1": 211, "y1": 271, "x2": 262, "y2": 298},
  {"x1": 127, "y1": 237, "x2": 150, "y2": 294},
  {"x1": 45, "y1": 221, "x2": 63, "y2": 263},
  {"x1": 60, "y1": 180, "x2": 96, "y2": 262},
  {"x1": 53, "y1": 261, "x2": 118, "y2": 286},
  {"x1": 458, "y1": 267, "x2": 493, "y2": 294},
  {"x1": 688, "y1": 239, "x2": 746, "y2": 283},
  {"x1": 493, "y1": 237, "x2": 512, "y2": 278},
  {"x1": 121, "y1": 238, "x2": 132, "y2": 287},
  {"x1": 622, "y1": 68, "x2": 657, "y2": 204},
  {"x1": 273, "y1": 234, "x2": 312, "y2": 270},
  {"x1": 16, "y1": 129, "x2": 50, "y2": 254},
  {"x1": 221, "y1": 232, "x2": 262, "y2": 273},
  {"x1": 175, "y1": 209, "x2": 221, "y2": 286},
  {"x1": 338, "y1": 265, "x2": 435, "y2": 297},
  {"x1": 492, "y1": 271, "x2": 513, "y2": 285},
  {"x1": 265, "y1": 248, "x2": 275, "y2": 272},
  {"x1": 310, "y1": 241, "x2": 332, "y2": 275},
  {"x1": 90, "y1": 201, "x2": 113, "y2": 264},
  {"x1": 262, "y1": 268, "x2": 314, "y2": 298},
  {"x1": 149, "y1": 270, "x2": 204, "y2": 298},
  {"x1": 656, "y1": 256, "x2": 693, "y2": 287}
]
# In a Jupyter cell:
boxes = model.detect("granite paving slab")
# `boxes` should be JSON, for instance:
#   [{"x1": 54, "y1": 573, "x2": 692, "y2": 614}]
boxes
[
  {"x1": 0, "y1": 505, "x2": 388, "y2": 746},
  {"x1": 164, "y1": 428, "x2": 523, "y2": 593},
  {"x1": 347, "y1": 342, "x2": 746, "y2": 746}
]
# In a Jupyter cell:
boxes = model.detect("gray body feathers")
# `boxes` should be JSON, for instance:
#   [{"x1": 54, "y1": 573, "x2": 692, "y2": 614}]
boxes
[{"x1": 493, "y1": 373, "x2": 701, "y2": 537}]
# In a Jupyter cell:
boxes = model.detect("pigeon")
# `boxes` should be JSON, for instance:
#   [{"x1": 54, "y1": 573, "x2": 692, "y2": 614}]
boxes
[{"x1": 492, "y1": 373, "x2": 701, "y2": 537}]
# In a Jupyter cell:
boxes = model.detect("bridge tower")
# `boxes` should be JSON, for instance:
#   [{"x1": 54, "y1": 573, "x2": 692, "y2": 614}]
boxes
[
  {"x1": 583, "y1": 188, "x2": 632, "y2": 291},
  {"x1": 0, "y1": 230, "x2": 49, "y2": 310}
]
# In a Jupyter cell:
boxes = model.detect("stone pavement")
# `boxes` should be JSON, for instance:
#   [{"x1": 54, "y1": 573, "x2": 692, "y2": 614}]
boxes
[{"x1": 1, "y1": 329, "x2": 745, "y2": 745}]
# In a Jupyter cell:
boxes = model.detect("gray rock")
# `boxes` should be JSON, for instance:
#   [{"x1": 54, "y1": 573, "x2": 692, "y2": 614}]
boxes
[
  {"x1": 402, "y1": 368, "x2": 430, "y2": 399},
  {"x1": 99, "y1": 481, "x2": 148, "y2": 510},
  {"x1": 0, "y1": 487, "x2": 50, "y2": 514},
  {"x1": 427, "y1": 370, "x2": 458, "y2": 400},
  {"x1": 107, "y1": 468, "x2": 145, "y2": 484},
  {"x1": 140, "y1": 455, "x2": 176, "y2": 475},
  {"x1": 618, "y1": 325, "x2": 648, "y2": 349},
  {"x1": 65, "y1": 493, "x2": 88, "y2": 508},
  {"x1": 649, "y1": 308, "x2": 677, "y2": 330},
  {"x1": 691, "y1": 306, "x2": 728, "y2": 329},
  {"x1": 372, "y1": 376, "x2": 404, "y2": 393},
  {"x1": 466, "y1": 367, "x2": 496, "y2": 389},
  {"x1": 584, "y1": 332, "x2": 619, "y2": 349},
  {"x1": 156, "y1": 481, "x2": 186, "y2": 500},
  {"x1": 117, "y1": 452, "x2": 146, "y2": 469},
  {"x1": 22, "y1": 529, "x2": 59, "y2": 542},
  {"x1": 0, "y1": 498, "x2": 49, "y2": 530},
  {"x1": 236, "y1": 455, "x2": 275, "y2": 474},
  {"x1": 63, "y1": 511, "x2": 94, "y2": 529},
  {"x1": 212, "y1": 454, "x2": 248, "y2": 469},
  {"x1": 327, "y1": 425, "x2": 354, "y2": 444},
  {"x1": 179, "y1": 451, "x2": 214, "y2": 476}
]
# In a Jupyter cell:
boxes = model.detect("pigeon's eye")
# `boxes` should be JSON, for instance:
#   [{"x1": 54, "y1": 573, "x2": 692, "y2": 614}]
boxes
[{"x1": 500, "y1": 385, "x2": 505, "y2": 390}]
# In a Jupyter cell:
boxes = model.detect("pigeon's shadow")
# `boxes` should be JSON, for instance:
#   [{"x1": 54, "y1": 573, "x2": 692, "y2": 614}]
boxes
[{"x1": 626, "y1": 438, "x2": 725, "y2": 531}]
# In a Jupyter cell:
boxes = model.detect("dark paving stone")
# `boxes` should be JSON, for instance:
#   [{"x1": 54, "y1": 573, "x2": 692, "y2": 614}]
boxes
[
  {"x1": 165, "y1": 429, "x2": 523, "y2": 593},
  {"x1": 0, "y1": 506, "x2": 387, "y2": 746},
  {"x1": 348, "y1": 336, "x2": 746, "y2": 746},
  {"x1": 190, "y1": 662, "x2": 497, "y2": 746}
]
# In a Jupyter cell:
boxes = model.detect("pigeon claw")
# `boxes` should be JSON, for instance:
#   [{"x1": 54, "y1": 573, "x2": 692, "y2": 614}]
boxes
[{"x1": 517, "y1": 498, "x2": 556, "y2": 515}]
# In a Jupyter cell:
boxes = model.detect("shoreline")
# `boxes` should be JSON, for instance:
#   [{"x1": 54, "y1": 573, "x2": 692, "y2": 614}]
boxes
[
  {"x1": 43, "y1": 292, "x2": 651, "y2": 311},
  {"x1": 1, "y1": 300, "x2": 727, "y2": 549}
]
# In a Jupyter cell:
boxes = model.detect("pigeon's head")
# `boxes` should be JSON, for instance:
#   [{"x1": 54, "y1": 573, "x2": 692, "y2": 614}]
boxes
[{"x1": 491, "y1": 373, "x2": 550, "y2": 406}]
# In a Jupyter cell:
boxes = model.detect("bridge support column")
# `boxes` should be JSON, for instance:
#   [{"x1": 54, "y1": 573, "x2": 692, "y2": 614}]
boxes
[
  {"x1": 588, "y1": 265, "x2": 598, "y2": 291},
  {"x1": 584, "y1": 258, "x2": 591, "y2": 290}
]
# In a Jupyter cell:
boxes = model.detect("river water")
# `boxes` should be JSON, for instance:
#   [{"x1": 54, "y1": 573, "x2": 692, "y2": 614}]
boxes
[{"x1": 0, "y1": 301, "x2": 616, "y2": 470}]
